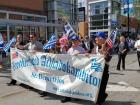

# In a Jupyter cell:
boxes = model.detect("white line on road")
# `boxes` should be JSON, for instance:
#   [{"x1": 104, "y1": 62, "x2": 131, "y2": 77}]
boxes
[{"x1": 107, "y1": 81, "x2": 139, "y2": 92}]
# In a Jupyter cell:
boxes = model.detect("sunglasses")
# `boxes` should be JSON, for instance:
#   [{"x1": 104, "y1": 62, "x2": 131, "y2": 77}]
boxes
[{"x1": 30, "y1": 36, "x2": 34, "y2": 38}]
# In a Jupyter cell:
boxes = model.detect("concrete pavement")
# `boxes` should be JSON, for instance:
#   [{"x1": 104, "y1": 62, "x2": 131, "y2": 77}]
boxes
[{"x1": 0, "y1": 52, "x2": 140, "y2": 105}]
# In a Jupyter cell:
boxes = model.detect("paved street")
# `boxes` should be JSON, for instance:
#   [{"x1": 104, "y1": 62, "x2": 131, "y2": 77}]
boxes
[{"x1": 0, "y1": 52, "x2": 140, "y2": 105}]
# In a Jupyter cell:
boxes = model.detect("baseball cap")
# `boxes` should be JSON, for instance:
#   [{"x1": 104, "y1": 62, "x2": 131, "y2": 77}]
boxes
[
  {"x1": 96, "y1": 32, "x2": 106, "y2": 39},
  {"x1": 69, "y1": 35, "x2": 79, "y2": 41}
]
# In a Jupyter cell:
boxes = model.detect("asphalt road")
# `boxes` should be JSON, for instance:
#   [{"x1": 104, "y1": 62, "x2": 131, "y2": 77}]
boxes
[{"x1": 0, "y1": 52, "x2": 140, "y2": 105}]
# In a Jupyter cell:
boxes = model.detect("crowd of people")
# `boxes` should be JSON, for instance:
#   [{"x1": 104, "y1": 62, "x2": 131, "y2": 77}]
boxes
[{"x1": 0, "y1": 32, "x2": 140, "y2": 105}]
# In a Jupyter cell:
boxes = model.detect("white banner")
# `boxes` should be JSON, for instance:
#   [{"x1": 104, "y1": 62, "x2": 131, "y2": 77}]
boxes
[{"x1": 10, "y1": 48, "x2": 105, "y2": 102}]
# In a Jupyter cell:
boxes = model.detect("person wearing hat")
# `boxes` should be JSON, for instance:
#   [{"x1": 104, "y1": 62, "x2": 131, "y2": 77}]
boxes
[
  {"x1": 60, "y1": 35, "x2": 85, "y2": 103},
  {"x1": 67, "y1": 35, "x2": 85, "y2": 55},
  {"x1": 92, "y1": 32, "x2": 112, "y2": 105}
]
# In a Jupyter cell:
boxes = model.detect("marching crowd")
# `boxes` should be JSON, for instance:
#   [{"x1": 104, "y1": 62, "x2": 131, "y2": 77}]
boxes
[{"x1": 0, "y1": 31, "x2": 140, "y2": 105}]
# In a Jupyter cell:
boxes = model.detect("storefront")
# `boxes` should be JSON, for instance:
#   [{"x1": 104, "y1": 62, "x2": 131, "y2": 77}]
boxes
[{"x1": 0, "y1": 10, "x2": 47, "y2": 42}]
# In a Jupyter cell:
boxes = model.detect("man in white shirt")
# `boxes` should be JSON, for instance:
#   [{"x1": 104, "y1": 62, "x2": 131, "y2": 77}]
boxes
[
  {"x1": 61, "y1": 35, "x2": 85, "y2": 103},
  {"x1": 134, "y1": 35, "x2": 140, "y2": 67},
  {"x1": 67, "y1": 35, "x2": 85, "y2": 55},
  {"x1": 19, "y1": 34, "x2": 43, "y2": 52}
]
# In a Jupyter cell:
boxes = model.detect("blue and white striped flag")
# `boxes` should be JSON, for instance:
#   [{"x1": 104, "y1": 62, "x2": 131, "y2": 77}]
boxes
[
  {"x1": 43, "y1": 34, "x2": 57, "y2": 50},
  {"x1": 64, "y1": 22, "x2": 76, "y2": 40},
  {"x1": 3, "y1": 37, "x2": 16, "y2": 52},
  {"x1": 0, "y1": 33, "x2": 4, "y2": 48}
]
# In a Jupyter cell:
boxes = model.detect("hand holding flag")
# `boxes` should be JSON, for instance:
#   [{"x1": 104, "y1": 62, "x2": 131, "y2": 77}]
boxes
[
  {"x1": 0, "y1": 33, "x2": 4, "y2": 49},
  {"x1": 64, "y1": 22, "x2": 76, "y2": 40},
  {"x1": 106, "y1": 28, "x2": 118, "y2": 49},
  {"x1": 3, "y1": 37, "x2": 16, "y2": 52},
  {"x1": 43, "y1": 34, "x2": 57, "y2": 50}
]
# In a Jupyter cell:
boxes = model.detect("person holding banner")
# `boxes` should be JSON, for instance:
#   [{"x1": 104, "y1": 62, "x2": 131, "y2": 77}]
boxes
[
  {"x1": 19, "y1": 34, "x2": 43, "y2": 52},
  {"x1": 0, "y1": 33, "x2": 4, "y2": 69},
  {"x1": 7, "y1": 34, "x2": 25, "y2": 86},
  {"x1": 67, "y1": 35, "x2": 85, "y2": 55},
  {"x1": 61, "y1": 35, "x2": 85, "y2": 103},
  {"x1": 0, "y1": 49, "x2": 3, "y2": 69},
  {"x1": 92, "y1": 32, "x2": 112, "y2": 105}
]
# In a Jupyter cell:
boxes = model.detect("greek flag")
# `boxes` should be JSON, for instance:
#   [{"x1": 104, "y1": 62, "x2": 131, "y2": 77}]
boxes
[
  {"x1": 64, "y1": 22, "x2": 76, "y2": 40},
  {"x1": 0, "y1": 33, "x2": 4, "y2": 48},
  {"x1": 3, "y1": 37, "x2": 16, "y2": 52},
  {"x1": 43, "y1": 34, "x2": 57, "y2": 50}
]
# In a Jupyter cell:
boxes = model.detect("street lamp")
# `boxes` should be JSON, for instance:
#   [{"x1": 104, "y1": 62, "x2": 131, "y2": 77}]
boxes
[{"x1": 127, "y1": 0, "x2": 130, "y2": 37}]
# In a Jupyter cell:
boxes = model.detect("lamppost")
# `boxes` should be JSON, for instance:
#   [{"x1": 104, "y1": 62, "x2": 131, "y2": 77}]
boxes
[{"x1": 127, "y1": 0, "x2": 130, "y2": 37}]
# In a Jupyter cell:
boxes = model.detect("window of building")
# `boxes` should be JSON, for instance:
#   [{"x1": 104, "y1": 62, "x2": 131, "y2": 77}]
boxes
[
  {"x1": 9, "y1": 14, "x2": 22, "y2": 20},
  {"x1": 23, "y1": 16, "x2": 34, "y2": 21},
  {"x1": 89, "y1": 1, "x2": 109, "y2": 30},
  {"x1": 0, "y1": 25, "x2": 7, "y2": 41},
  {"x1": 0, "y1": 13, "x2": 6, "y2": 19},
  {"x1": 35, "y1": 17, "x2": 46, "y2": 22},
  {"x1": 112, "y1": 1, "x2": 121, "y2": 14}
]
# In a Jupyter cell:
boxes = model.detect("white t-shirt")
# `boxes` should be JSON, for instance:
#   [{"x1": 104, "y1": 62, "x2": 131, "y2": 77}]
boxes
[
  {"x1": 67, "y1": 46, "x2": 85, "y2": 55},
  {"x1": 24, "y1": 41, "x2": 43, "y2": 51},
  {"x1": 134, "y1": 40, "x2": 140, "y2": 51}
]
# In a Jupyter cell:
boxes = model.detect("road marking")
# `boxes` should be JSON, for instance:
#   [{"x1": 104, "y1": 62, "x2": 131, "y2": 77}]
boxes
[
  {"x1": 107, "y1": 81, "x2": 139, "y2": 92},
  {"x1": 0, "y1": 89, "x2": 26, "y2": 99}
]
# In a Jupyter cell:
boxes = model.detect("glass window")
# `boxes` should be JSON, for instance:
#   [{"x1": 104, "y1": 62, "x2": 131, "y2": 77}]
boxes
[
  {"x1": 39, "y1": 27, "x2": 46, "y2": 40},
  {"x1": 91, "y1": 15, "x2": 104, "y2": 20},
  {"x1": 9, "y1": 14, "x2": 22, "y2": 20},
  {"x1": 0, "y1": 26, "x2": 7, "y2": 41},
  {"x1": 23, "y1": 16, "x2": 34, "y2": 21},
  {"x1": 89, "y1": 1, "x2": 109, "y2": 30},
  {"x1": 35, "y1": 17, "x2": 46, "y2": 22},
  {"x1": 47, "y1": 2, "x2": 55, "y2": 10},
  {"x1": 112, "y1": 1, "x2": 121, "y2": 14},
  {"x1": 104, "y1": 14, "x2": 108, "y2": 19},
  {"x1": 91, "y1": 20, "x2": 103, "y2": 27},
  {"x1": 0, "y1": 13, "x2": 6, "y2": 19},
  {"x1": 104, "y1": 20, "x2": 108, "y2": 26},
  {"x1": 15, "y1": 26, "x2": 23, "y2": 35}
]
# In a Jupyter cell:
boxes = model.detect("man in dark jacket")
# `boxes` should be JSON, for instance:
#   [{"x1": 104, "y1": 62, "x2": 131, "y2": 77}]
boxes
[{"x1": 92, "y1": 32, "x2": 112, "y2": 105}]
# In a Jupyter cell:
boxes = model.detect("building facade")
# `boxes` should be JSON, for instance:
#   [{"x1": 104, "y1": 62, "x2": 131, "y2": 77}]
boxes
[
  {"x1": 0, "y1": 0, "x2": 78, "y2": 42},
  {"x1": 78, "y1": 0, "x2": 87, "y2": 8},
  {"x1": 77, "y1": 0, "x2": 88, "y2": 37},
  {"x1": 45, "y1": 0, "x2": 78, "y2": 35},
  {"x1": 119, "y1": 0, "x2": 139, "y2": 35},
  {"x1": 87, "y1": 0, "x2": 121, "y2": 37},
  {"x1": 134, "y1": 0, "x2": 140, "y2": 20},
  {"x1": 0, "y1": 0, "x2": 48, "y2": 42}
]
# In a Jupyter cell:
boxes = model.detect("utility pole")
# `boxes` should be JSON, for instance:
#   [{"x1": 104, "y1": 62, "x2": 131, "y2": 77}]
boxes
[{"x1": 127, "y1": 0, "x2": 129, "y2": 37}]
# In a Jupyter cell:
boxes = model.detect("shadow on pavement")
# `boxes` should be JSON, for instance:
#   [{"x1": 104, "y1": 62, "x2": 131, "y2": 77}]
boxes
[
  {"x1": 66, "y1": 100, "x2": 136, "y2": 105},
  {"x1": 0, "y1": 69, "x2": 11, "y2": 73},
  {"x1": 137, "y1": 70, "x2": 140, "y2": 73},
  {"x1": 16, "y1": 83, "x2": 137, "y2": 105},
  {"x1": 103, "y1": 101, "x2": 136, "y2": 105},
  {"x1": 125, "y1": 69, "x2": 140, "y2": 72},
  {"x1": 109, "y1": 72, "x2": 124, "y2": 75},
  {"x1": 0, "y1": 75, "x2": 11, "y2": 79}
]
